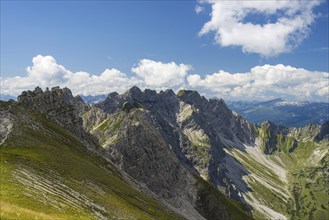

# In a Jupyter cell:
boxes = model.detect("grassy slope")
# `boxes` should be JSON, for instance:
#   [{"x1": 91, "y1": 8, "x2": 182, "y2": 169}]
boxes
[
  {"x1": 0, "y1": 103, "x2": 183, "y2": 220},
  {"x1": 275, "y1": 141, "x2": 329, "y2": 220},
  {"x1": 227, "y1": 124, "x2": 329, "y2": 220},
  {"x1": 229, "y1": 148, "x2": 289, "y2": 219}
]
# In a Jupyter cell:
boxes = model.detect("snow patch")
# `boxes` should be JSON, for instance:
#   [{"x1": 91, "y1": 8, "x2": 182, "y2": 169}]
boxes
[{"x1": 275, "y1": 101, "x2": 308, "y2": 107}]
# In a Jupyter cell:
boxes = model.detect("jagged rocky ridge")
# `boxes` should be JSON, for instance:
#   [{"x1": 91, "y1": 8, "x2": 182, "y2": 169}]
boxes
[
  {"x1": 17, "y1": 86, "x2": 90, "y2": 138},
  {"x1": 2, "y1": 86, "x2": 251, "y2": 220},
  {"x1": 1, "y1": 86, "x2": 328, "y2": 220},
  {"x1": 90, "y1": 87, "x2": 257, "y2": 200},
  {"x1": 0, "y1": 95, "x2": 185, "y2": 219},
  {"x1": 84, "y1": 86, "x2": 329, "y2": 219}
]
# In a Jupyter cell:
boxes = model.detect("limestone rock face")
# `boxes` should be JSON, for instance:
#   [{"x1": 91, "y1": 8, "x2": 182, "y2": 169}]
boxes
[
  {"x1": 17, "y1": 86, "x2": 89, "y2": 138},
  {"x1": 289, "y1": 123, "x2": 320, "y2": 142},
  {"x1": 97, "y1": 92, "x2": 122, "y2": 114},
  {"x1": 103, "y1": 110, "x2": 204, "y2": 219},
  {"x1": 74, "y1": 95, "x2": 91, "y2": 115},
  {"x1": 0, "y1": 109, "x2": 13, "y2": 145},
  {"x1": 89, "y1": 87, "x2": 258, "y2": 202},
  {"x1": 258, "y1": 120, "x2": 288, "y2": 154},
  {"x1": 83, "y1": 106, "x2": 251, "y2": 219},
  {"x1": 315, "y1": 121, "x2": 329, "y2": 142}
]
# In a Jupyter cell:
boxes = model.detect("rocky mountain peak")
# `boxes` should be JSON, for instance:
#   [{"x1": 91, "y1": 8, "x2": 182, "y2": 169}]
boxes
[
  {"x1": 258, "y1": 120, "x2": 289, "y2": 154},
  {"x1": 161, "y1": 88, "x2": 175, "y2": 96},
  {"x1": 74, "y1": 95, "x2": 83, "y2": 102},
  {"x1": 106, "y1": 91, "x2": 119, "y2": 99},
  {"x1": 260, "y1": 120, "x2": 287, "y2": 133},
  {"x1": 98, "y1": 86, "x2": 177, "y2": 114},
  {"x1": 177, "y1": 89, "x2": 207, "y2": 105},
  {"x1": 261, "y1": 120, "x2": 275, "y2": 127},
  {"x1": 125, "y1": 85, "x2": 142, "y2": 98},
  {"x1": 17, "y1": 86, "x2": 88, "y2": 138},
  {"x1": 18, "y1": 86, "x2": 72, "y2": 107},
  {"x1": 177, "y1": 89, "x2": 198, "y2": 97}
]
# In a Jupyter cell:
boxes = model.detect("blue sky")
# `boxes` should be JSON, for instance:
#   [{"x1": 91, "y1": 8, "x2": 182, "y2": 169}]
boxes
[{"x1": 1, "y1": 0, "x2": 328, "y2": 101}]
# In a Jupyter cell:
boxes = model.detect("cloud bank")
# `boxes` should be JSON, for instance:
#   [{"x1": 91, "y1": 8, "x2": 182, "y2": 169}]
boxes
[
  {"x1": 1, "y1": 55, "x2": 140, "y2": 96},
  {"x1": 188, "y1": 64, "x2": 328, "y2": 101},
  {"x1": 198, "y1": 0, "x2": 323, "y2": 57},
  {"x1": 1, "y1": 55, "x2": 328, "y2": 102},
  {"x1": 1, "y1": 55, "x2": 190, "y2": 96}
]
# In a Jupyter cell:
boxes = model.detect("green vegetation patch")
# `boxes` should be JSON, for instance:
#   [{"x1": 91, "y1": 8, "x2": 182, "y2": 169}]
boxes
[
  {"x1": 177, "y1": 90, "x2": 197, "y2": 97},
  {"x1": 177, "y1": 90, "x2": 185, "y2": 97},
  {"x1": 287, "y1": 166, "x2": 328, "y2": 220}
]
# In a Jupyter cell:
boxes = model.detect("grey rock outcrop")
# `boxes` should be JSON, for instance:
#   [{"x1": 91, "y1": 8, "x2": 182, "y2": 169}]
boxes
[
  {"x1": 104, "y1": 110, "x2": 204, "y2": 219},
  {"x1": 17, "y1": 86, "x2": 90, "y2": 138},
  {"x1": 87, "y1": 87, "x2": 258, "y2": 204},
  {"x1": 258, "y1": 120, "x2": 288, "y2": 154},
  {"x1": 315, "y1": 121, "x2": 329, "y2": 142},
  {"x1": 289, "y1": 123, "x2": 320, "y2": 142},
  {"x1": 0, "y1": 109, "x2": 14, "y2": 145},
  {"x1": 83, "y1": 105, "x2": 251, "y2": 219}
]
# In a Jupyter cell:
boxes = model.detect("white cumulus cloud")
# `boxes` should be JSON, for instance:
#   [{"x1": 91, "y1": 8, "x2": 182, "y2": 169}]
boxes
[
  {"x1": 131, "y1": 59, "x2": 191, "y2": 87},
  {"x1": 1, "y1": 55, "x2": 328, "y2": 102},
  {"x1": 187, "y1": 64, "x2": 329, "y2": 102},
  {"x1": 0, "y1": 55, "x2": 191, "y2": 97},
  {"x1": 26, "y1": 55, "x2": 69, "y2": 84},
  {"x1": 1, "y1": 55, "x2": 140, "y2": 96},
  {"x1": 198, "y1": 0, "x2": 322, "y2": 57}
]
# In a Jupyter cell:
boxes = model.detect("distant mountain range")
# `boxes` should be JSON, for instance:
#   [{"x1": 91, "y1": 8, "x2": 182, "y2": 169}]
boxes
[
  {"x1": 0, "y1": 94, "x2": 16, "y2": 101},
  {"x1": 226, "y1": 98, "x2": 329, "y2": 127}
]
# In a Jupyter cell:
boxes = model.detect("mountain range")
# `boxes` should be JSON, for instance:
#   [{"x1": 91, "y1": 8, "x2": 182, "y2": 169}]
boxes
[
  {"x1": 0, "y1": 86, "x2": 328, "y2": 220},
  {"x1": 2, "y1": 93, "x2": 328, "y2": 128},
  {"x1": 226, "y1": 98, "x2": 329, "y2": 127},
  {"x1": 79, "y1": 95, "x2": 329, "y2": 127}
]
